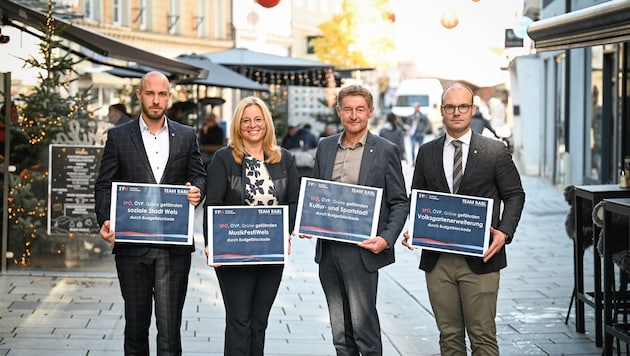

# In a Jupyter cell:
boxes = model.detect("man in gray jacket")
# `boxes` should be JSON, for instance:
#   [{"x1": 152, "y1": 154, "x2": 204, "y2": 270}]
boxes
[{"x1": 306, "y1": 85, "x2": 409, "y2": 356}]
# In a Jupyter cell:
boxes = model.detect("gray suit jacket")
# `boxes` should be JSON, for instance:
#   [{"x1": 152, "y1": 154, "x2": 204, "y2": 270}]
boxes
[
  {"x1": 312, "y1": 131, "x2": 409, "y2": 272},
  {"x1": 411, "y1": 132, "x2": 525, "y2": 274},
  {"x1": 94, "y1": 117, "x2": 207, "y2": 255}
]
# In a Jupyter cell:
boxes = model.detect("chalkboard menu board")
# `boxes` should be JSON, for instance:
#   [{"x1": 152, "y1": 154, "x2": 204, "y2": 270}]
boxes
[{"x1": 48, "y1": 144, "x2": 103, "y2": 235}]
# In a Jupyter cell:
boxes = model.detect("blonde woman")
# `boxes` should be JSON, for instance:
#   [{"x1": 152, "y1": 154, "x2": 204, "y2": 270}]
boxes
[{"x1": 203, "y1": 96, "x2": 299, "y2": 356}]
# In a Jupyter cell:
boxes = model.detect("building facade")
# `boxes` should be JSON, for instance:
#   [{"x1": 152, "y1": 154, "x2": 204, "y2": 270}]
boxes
[
  {"x1": 512, "y1": 0, "x2": 630, "y2": 186},
  {"x1": 0, "y1": 0, "x2": 341, "y2": 272}
]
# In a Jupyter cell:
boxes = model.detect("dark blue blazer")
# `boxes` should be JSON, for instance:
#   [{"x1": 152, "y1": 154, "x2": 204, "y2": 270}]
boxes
[
  {"x1": 94, "y1": 117, "x2": 207, "y2": 255},
  {"x1": 312, "y1": 131, "x2": 409, "y2": 272},
  {"x1": 411, "y1": 132, "x2": 525, "y2": 274}
]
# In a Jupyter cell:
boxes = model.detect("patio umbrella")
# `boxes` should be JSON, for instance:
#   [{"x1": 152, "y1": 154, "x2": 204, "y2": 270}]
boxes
[
  {"x1": 175, "y1": 54, "x2": 268, "y2": 92},
  {"x1": 201, "y1": 47, "x2": 334, "y2": 87},
  {"x1": 105, "y1": 66, "x2": 151, "y2": 79},
  {"x1": 168, "y1": 99, "x2": 226, "y2": 131},
  {"x1": 106, "y1": 57, "x2": 268, "y2": 92}
]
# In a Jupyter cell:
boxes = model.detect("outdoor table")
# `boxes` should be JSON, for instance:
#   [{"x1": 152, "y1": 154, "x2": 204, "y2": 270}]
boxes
[
  {"x1": 602, "y1": 198, "x2": 630, "y2": 355},
  {"x1": 573, "y1": 185, "x2": 630, "y2": 347}
]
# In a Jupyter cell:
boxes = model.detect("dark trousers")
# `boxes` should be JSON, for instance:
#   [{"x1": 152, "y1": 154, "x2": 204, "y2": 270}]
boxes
[
  {"x1": 411, "y1": 134, "x2": 425, "y2": 162},
  {"x1": 115, "y1": 248, "x2": 192, "y2": 356},
  {"x1": 319, "y1": 241, "x2": 382, "y2": 356},
  {"x1": 215, "y1": 264, "x2": 284, "y2": 356}
]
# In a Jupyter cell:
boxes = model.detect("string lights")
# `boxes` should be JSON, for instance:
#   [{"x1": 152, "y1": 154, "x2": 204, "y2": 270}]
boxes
[
  {"x1": 232, "y1": 66, "x2": 330, "y2": 87},
  {"x1": 8, "y1": 0, "x2": 96, "y2": 268},
  {"x1": 7, "y1": 169, "x2": 48, "y2": 266}
]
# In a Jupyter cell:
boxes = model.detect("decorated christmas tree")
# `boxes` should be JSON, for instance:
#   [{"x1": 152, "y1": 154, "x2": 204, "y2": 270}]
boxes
[{"x1": 8, "y1": 1, "x2": 94, "y2": 267}]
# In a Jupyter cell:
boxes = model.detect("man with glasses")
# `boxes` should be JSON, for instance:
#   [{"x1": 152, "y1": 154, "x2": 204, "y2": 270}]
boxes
[
  {"x1": 403, "y1": 83, "x2": 525, "y2": 355},
  {"x1": 302, "y1": 85, "x2": 409, "y2": 355}
]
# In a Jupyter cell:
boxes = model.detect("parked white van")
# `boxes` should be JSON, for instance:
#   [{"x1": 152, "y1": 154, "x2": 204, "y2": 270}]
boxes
[{"x1": 391, "y1": 78, "x2": 444, "y2": 127}]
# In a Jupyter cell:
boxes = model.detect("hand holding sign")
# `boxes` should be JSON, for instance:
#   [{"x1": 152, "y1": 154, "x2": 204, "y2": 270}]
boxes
[
  {"x1": 409, "y1": 190, "x2": 493, "y2": 257},
  {"x1": 295, "y1": 178, "x2": 382, "y2": 244}
]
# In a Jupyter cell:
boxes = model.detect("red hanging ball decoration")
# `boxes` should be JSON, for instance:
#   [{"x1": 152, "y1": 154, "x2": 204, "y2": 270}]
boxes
[
  {"x1": 386, "y1": 12, "x2": 396, "y2": 23},
  {"x1": 256, "y1": 0, "x2": 281, "y2": 8}
]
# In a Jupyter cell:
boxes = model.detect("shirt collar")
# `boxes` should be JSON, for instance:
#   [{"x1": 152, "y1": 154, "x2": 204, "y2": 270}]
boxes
[
  {"x1": 139, "y1": 115, "x2": 168, "y2": 133},
  {"x1": 338, "y1": 131, "x2": 368, "y2": 149},
  {"x1": 446, "y1": 129, "x2": 472, "y2": 146}
]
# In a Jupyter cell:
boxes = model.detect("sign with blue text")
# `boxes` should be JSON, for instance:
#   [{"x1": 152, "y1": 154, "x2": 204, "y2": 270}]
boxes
[
  {"x1": 207, "y1": 206, "x2": 289, "y2": 265},
  {"x1": 295, "y1": 177, "x2": 382, "y2": 244},
  {"x1": 409, "y1": 190, "x2": 493, "y2": 257},
  {"x1": 110, "y1": 182, "x2": 194, "y2": 245}
]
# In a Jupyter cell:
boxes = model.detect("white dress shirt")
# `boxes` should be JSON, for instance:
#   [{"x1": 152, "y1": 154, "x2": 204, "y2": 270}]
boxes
[
  {"x1": 443, "y1": 130, "x2": 471, "y2": 193},
  {"x1": 140, "y1": 116, "x2": 170, "y2": 183}
]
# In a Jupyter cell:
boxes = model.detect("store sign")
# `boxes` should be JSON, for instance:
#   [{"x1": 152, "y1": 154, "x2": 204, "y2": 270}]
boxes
[{"x1": 48, "y1": 144, "x2": 103, "y2": 235}]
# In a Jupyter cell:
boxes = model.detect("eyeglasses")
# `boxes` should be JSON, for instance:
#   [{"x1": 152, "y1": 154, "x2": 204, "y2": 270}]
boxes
[
  {"x1": 340, "y1": 107, "x2": 368, "y2": 116},
  {"x1": 241, "y1": 117, "x2": 265, "y2": 126},
  {"x1": 441, "y1": 104, "x2": 473, "y2": 114}
]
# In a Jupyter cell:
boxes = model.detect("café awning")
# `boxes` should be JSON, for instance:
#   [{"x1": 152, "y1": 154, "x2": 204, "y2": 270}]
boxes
[
  {"x1": 528, "y1": 1, "x2": 630, "y2": 52},
  {"x1": 107, "y1": 54, "x2": 269, "y2": 92},
  {"x1": 176, "y1": 54, "x2": 268, "y2": 92},
  {"x1": 202, "y1": 47, "x2": 335, "y2": 87},
  {"x1": 0, "y1": 0, "x2": 205, "y2": 80}
]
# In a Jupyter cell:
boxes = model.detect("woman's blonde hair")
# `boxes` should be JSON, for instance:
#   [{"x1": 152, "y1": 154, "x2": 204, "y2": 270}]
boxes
[{"x1": 229, "y1": 96, "x2": 281, "y2": 164}]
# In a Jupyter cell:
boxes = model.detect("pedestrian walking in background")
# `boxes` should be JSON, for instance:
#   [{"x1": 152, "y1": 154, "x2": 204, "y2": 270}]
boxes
[
  {"x1": 296, "y1": 123, "x2": 318, "y2": 149},
  {"x1": 107, "y1": 103, "x2": 131, "y2": 126},
  {"x1": 379, "y1": 112, "x2": 407, "y2": 164},
  {"x1": 403, "y1": 83, "x2": 525, "y2": 355},
  {"x1": 281, "y1": 125, "x2": 300, "y2": 150},
  {"x1": 318, "y1": 123, "x2": 336, "y2": 141},
  {"x1": 301, "y1": 85, "x2": 409, "y2": 356},
  {"x1": 198, "y1": 111, "x2": 225, "y2": 166},
  {"x1": 203, "y1": 96, "x2": 299, "y2": 356},
  {"x1": 471, "y1": 107, "x2": 500, "y2": 139},
  {"x1": 408, "y1": 102, "x2": 431, "y2": 162},
  {"x1": 95, "y1": 71, "x2": 206, "y2": 355}
]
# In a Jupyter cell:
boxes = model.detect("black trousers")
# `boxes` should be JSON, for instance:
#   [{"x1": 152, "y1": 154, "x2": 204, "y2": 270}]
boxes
[
  {"x1": 215, "y1": 264, "x2": 284, "y2": 356},
  {"x1": 319, "y1": 241, "x2": 382, "y2": 356},
  {"x1": 115, "y1": 248, "x2": 191, "y2": 356}
]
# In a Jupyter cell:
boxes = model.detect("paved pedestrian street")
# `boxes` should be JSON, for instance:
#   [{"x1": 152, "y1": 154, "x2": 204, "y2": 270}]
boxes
[{"x1": 0, "y1": 170, "x2": 607, "y2": 355}]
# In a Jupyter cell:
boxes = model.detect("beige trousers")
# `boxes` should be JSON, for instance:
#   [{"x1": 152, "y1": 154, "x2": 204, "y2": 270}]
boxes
[{"x1": 425, "y1": 253, "x2": 500, "y2": 356}]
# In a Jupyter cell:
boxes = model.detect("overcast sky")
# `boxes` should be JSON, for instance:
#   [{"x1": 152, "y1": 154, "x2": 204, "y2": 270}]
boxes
[{"x1": 389, "y1": 0, "x2": 526, "y2": 85}]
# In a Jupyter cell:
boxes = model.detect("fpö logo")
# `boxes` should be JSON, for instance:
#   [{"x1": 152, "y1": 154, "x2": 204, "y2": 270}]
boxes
[
  {"x1": 118, "y1": 186, "x2": 129, "y2": 192},
  {"x1": 214, "y1": 209, "x2": 236, "y2": 215},
  {"x1": 307, "y1": 180, "x2": 327, "y2": 189},
  {"x1": 417, "y1": 193, "x2": 429, "y2": 200}
]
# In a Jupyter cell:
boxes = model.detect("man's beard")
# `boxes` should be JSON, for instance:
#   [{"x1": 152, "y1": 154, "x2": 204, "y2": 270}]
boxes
[{"x1": 143, "y1": 106, "x2": 166, "y2": 121}]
